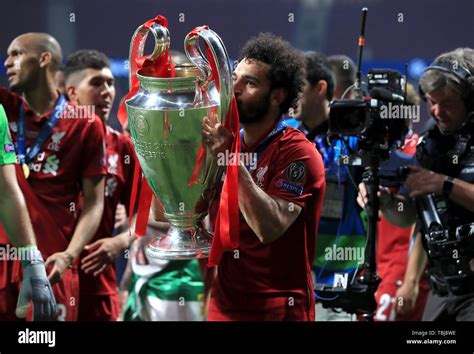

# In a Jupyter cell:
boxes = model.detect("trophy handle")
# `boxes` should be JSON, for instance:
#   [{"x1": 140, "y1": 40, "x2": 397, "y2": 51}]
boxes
[
  {"x1": 128, "y1": 21, "x2": 170, "y2": 89},
  {"x1": 184, "y1": 28, "x2": 233, "y2": 121}
]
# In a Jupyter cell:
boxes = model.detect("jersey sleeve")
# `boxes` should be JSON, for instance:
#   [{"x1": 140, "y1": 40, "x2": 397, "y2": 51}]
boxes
[
  {"x1": 0, "y1": 104, "x2": 17, "y2": 166},
  {"x1": 80, "y1": 115, "x2": 107, "y2": 178},
  {"x1": 266, "y1": 132, "x2": 325, "y2": 208}
]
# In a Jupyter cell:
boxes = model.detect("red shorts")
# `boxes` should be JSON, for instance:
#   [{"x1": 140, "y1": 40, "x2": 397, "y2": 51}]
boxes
[
  {"x1": 49, "y1": 267, "x2": 80, "y2": 321},
  {"x1": 207, "y1": 291, "x2": 314, "y2": 321},
  {"x1": 78, "y1": 292, "x2": 120, "y2": 321},
  {"x1": 0, "y1": 257, "x2": 23, "y2": 321},
  {"x1": 0, "y1": 256, "x2": 79, "y2": 321}
]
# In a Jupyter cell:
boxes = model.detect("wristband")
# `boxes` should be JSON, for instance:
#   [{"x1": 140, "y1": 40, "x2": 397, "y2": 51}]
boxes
[{"x1": 443, "y1": 176, "x2": 455, "y2": 199}]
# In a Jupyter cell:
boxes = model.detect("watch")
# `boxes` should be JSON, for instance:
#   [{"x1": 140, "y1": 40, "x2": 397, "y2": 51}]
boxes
[{"x1": 443, "y1": 176, "x2": 455, "y2": 199}]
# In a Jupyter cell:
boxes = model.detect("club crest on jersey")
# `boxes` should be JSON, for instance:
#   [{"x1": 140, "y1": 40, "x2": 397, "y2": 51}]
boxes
[
  {"x1": 105, "y1": 176, "x2": 118, "y2": 197},
  {"x1": 107, "y1": 154, "x2": 119, "y2": 175},
  {"x1": 47, "y1": 131, "x2": 66, "y2": 152},
  {"x1": 286, "y1": 161, "x2": 306, "y2": 183},
  {"x1": 255, "y1": 165, "x2": 268, "y2": 187}
]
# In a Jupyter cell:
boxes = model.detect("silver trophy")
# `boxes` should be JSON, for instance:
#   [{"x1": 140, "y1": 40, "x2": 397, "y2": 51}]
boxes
[{"x1": 125, "y1": 21, "x2": 233, "y2": 259}]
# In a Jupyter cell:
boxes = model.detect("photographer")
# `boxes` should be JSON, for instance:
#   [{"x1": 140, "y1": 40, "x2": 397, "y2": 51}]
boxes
[{"x1": 358, "y1": 48, "x2": 474, "y2": 321}]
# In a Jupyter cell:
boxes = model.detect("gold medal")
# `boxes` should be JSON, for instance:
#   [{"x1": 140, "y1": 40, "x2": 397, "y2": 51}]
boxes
[{"x1": 22, "y1": 164, "x2": 30, "y2": 179}]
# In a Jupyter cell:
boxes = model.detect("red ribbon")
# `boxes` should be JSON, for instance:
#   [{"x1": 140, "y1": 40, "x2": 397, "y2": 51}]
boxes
[
  {"x1": 118, "y1": 15, "x2": 175, "y2": 126},
  {"x1": 119, "y1": 15, "x2": 175, "y2": 237},
  {"x1": 207, "y1": 98, "x2": 240, "y2": 266},
  {"x1": 184, "y1": 28, "x2": 241, "y2": 266}
]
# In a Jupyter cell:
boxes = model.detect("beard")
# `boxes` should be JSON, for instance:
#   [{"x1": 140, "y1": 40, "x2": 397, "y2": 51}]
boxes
[
  {"x1": 236, "y1": 91, "x2": 271, "y2": 124},
  {"x1": 9, "y1": 81, "x2": 24, "y2": 94}
]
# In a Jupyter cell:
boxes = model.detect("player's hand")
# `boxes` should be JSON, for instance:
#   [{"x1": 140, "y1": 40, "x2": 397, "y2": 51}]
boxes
[
  {"x1": 81, "y1": 237, "x2": 127, "y2": 276},
  {"x1": 114, "y1": 203, "x2": 127, "y2": 230},
  {"x1": 16, "y1": 246, "x2": 57, "y2": 321},
  {"x1": 405, "y1": 165, "x2": 446, "y2": 198},
  {"x1": 201, "y1": 110, "x2": 233, "y2": 159},
  {"x1": 45, "y1": 251, "x2": 74, "y2": 285},
  {"x1": 357, "y1": 182, "x2": 392, "y2": 210},
  {"x1": 394, "y1": 281, "x2": 419, "y2": 318}
]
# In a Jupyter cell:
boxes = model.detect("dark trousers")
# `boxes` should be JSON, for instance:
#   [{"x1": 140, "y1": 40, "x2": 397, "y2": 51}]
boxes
[{"x1": 422, "y1": 289, "x2": 474, "y2": 321}]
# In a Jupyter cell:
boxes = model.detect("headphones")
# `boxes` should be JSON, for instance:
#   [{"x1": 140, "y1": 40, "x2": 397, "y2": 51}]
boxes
[{"x1": 419, "y1": 58, "x2": 474, "y2": 114}]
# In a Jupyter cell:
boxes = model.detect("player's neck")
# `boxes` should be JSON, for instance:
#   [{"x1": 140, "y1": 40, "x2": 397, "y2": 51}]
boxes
[
  {"x1": 302, "y1": 101, "x2": 329, "y2": 131},
  {"x1": 243, "y1": 113, "x2": 280, "y2": 149},
  {"x1": 23, "y1": 80, "x2": 59, "y2": 117}
]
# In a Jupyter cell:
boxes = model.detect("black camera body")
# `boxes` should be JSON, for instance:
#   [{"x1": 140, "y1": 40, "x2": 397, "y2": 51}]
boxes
[
  {"x1": 417, "y1": 194, "x2": 474, "y2": 295},
  {"x1": 329, "y1": 69, "x2": 408, "y2": 161},
  {"x1": 424, "y1": 221, "x2": 474, "y2": 296}
]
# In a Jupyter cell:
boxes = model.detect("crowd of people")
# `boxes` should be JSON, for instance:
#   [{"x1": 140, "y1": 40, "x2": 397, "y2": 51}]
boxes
[{"x1": 1, "y1": 29, "x2": 474, "y2": 321}]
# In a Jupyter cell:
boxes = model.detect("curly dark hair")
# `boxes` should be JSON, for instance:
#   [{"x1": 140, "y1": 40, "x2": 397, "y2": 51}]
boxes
[
  {"x1": 64, "y1": 49, "x2": 110, "y2": 82},
  {"x1": 239, "y1": 33, "x2": 306, "y2": 115}
]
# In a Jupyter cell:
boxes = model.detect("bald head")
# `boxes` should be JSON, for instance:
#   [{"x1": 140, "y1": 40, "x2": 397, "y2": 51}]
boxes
[
  {"x1": 4, "y1": 32, "x2": 63, "y2": 93},
  {"x1": 13, "y1": 32, "x2": 62, "y2": 72}
]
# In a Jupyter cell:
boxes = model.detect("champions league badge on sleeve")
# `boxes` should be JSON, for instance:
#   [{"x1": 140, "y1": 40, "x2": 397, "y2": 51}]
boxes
[
  {"x1": 286, "y1": 161, "x2": 306, "y2": 183},
  {"x1": 275, "y1": 161, "x2": 306, "y2": 196}
]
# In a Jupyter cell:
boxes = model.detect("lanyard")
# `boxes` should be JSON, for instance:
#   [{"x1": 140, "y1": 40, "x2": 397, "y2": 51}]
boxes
[
  {"x1": 17, "y1": 95, "x2": 66, "y2": 164},
  {"x1": 240, "y1": 119, "x2": 287, "y2": 171}
]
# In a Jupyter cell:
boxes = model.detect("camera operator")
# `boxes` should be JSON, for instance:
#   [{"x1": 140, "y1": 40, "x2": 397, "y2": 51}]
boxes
[
  {"x1": 358, "y1": 48, "x2": 474, "y2": 321},
  {"x1": 289, "y1": 52, "x2": 364, "y2": 321}
]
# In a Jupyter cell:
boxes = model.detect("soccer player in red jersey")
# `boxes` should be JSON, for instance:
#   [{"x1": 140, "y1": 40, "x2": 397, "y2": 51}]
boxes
[
  {"x1": 64, "y1": 49, "x2": 135, "y2": 321},
  {"x1": 0, "y1": 105, "x2": 56, "y2": 321},
  {"x1": 202, "y1": 33, "x2": 326, "y2": 321},
  {"x1": 0, "y1": 33, "x2": 106, "y2": 321}
]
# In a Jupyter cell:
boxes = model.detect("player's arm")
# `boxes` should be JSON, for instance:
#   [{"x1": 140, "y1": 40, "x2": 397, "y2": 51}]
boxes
[
  {"x1": 395, "y1": 233, "x2": 428, "y2": 317},
  {"x1": 82, "y1": 140, "x2": 138, "y2": 276},
  {"x1": 46, "y1": 175, "x2": 105, "y2": 283},
  {"x1": 0, "y1": 164, "x2": 57, "y2": 320},
  {"x1": 0, "y1": 164, "x2": 35, "y2": 246},
  {"x1": 238, "y1": 164, "x2": 302, "y2": 244}
]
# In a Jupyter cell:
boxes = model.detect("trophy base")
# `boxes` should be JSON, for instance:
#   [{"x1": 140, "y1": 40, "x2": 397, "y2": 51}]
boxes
[{"x1": 145, "y1": 226, "x2": 213, "y2": 260}]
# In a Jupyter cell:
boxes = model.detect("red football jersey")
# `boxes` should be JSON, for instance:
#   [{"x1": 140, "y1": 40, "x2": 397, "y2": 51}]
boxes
[
  {"x1": 0, "y1": 87, "x2": 106, "y2": 321},
  {"x1": 79, "y1": 126, "x2": 135, "y2": 295},
  {"x1": 0, "y1": 88, "x2": 106, "y2": 253},
  {"x1": 208, "y1": 126, "x2": 326, "y2": 321}
]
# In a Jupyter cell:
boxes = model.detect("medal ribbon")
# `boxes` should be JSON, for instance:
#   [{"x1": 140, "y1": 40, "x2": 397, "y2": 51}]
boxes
[
  {"x1": 17, "y1": 95, "x2": 67, "y2": 165},
  {"x1": 239, "y1": 118, "x2": 287, "y2": 171}
]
